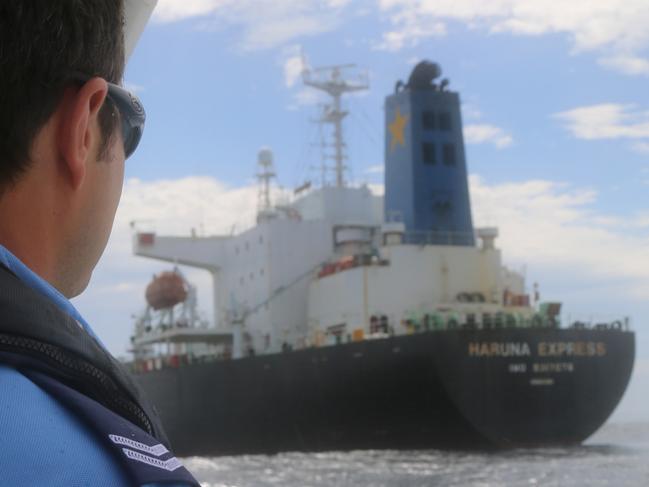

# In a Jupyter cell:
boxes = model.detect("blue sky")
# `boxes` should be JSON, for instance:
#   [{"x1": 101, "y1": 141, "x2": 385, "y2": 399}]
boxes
[{"x1": 72, "y1": 0, "x2": 649, "y2": 421}]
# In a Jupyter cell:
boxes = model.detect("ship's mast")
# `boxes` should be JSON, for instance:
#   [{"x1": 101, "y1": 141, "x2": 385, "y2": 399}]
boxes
[
  {"x1": 302, "y1": 64, "x2": 369, "y2": 188},
  {"x1": 256, "y1": 147, "x2": 276, "y2": 221}
]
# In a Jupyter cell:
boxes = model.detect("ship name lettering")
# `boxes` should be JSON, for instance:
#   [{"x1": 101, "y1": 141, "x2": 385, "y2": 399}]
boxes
[
  {"x1": 468, "y1": 342, "x2": 531, "y2": 357},
  {"x1": 532, "y1": 362, "x2": 574, "y2": 373},
  {"x1": 508, "y1": 363, "x2": 527, "y2": 373},
  {"x1": 537, "y1": 341, "x2": 607, "y2": 357}
]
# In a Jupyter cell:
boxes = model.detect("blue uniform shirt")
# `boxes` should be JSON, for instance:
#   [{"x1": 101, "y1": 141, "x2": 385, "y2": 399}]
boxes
[{"x1": 0, "y1": 245, "x2": 192, "y2": 487}]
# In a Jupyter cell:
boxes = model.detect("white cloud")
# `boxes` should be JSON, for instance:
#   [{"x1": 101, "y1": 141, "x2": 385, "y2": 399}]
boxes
[
  {"x1": 154, "y1": 0, "x2": 350, "y2": 51},
  {"x1": 327, "y1": 0, "x2": 353, "y2": 7},
  {"x1": 364, "y1": 165, "x2": 384, "y2": 174},
  {"x1": 154, "y1": 0, "x2": 225, "y2": 22},
  {"x1": 374, "y1": 15, "x2": 446, "y2": 51},
  {"x1": 599, "y1": 55, "x2": 649, "y2": 76},
  {"x1": 156, "y1": 0, "x2": 649, "y2": 58},
  {"x1": 464, "y1": 123, "x2": 513, "y2": 148},
  {"x1": 153, "y1": 1, "x2": 649, "y2": 76},
  {"x1": 554, "y1": 103, "x2": 649, "y2": 140},
  {"x1": 460, "y1": 106, "x2": 513, "y2": 148},
  {"x1": 377, "y1": 0, "x2": 649, "y2": 77},
  {"x1": 239, "y1": 13, "x2": 335, "y2": 51},
  {"x1": 152, "y1": 0, "x2": 649, "y2": 81},
  {"x1": 469, "y1": 175, "x2": 649, "y2": 299},
  {"x1": 366, "y1": 183, "x2": 384, "y2": 196},
  {"x1": 117, "y1": 177, "x2": 263, "y2": 236},
  {"x1": 281, "y1": 45, "x2": 306, "y2": 88}
]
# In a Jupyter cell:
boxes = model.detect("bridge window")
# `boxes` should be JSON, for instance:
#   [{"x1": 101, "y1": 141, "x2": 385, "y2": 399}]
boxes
[
  {"x1": 422, "y1": 142, "x2": 436, "y2": 164},
  {"x1": 422, "y1": 110, "x2": 435, "y2": 130},
  {"x1": 439, "y1": 112, "x2": 452, "y2": 131},
  {"x1": 443, "y1": 143, "x2": 456, "y2": 166}
]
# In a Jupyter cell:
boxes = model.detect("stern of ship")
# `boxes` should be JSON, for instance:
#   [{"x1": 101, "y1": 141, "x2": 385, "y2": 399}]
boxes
[{"x1": 432, "y1": 327, "x2": 635, "y2": 446}]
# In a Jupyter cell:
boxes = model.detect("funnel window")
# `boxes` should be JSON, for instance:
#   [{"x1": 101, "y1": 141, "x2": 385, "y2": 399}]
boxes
[
  {"x1": 422, "y1": 111, "x2": 436, "y2": 130},
  {"x1": 443, "y1": 143, "x2": 456, "y2": 166},
  {"x1": 439, "y1": 112, "x2": 452, "y2": 131},
  {"x1": 422, "y1": 143, "x2": 436, "y2": 164}
]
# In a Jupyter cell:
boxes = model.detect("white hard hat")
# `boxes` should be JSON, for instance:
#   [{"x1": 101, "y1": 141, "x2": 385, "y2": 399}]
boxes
[{"x1": 124, "y1": 0, "x2": 158, "y2": 61}]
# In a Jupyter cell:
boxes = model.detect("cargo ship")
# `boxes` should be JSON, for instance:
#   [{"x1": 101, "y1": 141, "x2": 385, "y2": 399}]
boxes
[{"x1": 128, "y1": 61, "x2": 635, "y2": 456}]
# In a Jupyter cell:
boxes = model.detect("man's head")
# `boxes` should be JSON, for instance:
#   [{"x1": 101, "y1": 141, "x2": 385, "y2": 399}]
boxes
[
  {"x1": 0, "y1": 1, "x2": 129, "y2": 297},
  {"x1": 0, "y1": 1, "x2": 126, "y2": 184}
]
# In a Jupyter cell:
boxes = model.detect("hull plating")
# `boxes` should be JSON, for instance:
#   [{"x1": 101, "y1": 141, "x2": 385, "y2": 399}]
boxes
[{"x1": 135, "y1": 328, "x2": 634, "y2": 456}]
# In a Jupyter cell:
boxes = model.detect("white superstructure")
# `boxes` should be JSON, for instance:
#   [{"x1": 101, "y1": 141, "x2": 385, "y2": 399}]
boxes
[{"x1": 133, "y1": 175, "x2": 534, "y2": 357}]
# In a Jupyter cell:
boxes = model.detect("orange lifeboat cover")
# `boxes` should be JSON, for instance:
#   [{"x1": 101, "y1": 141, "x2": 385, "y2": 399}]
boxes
[{"x1": 145, "y1": 272, "x2": 188, "y2": 310}]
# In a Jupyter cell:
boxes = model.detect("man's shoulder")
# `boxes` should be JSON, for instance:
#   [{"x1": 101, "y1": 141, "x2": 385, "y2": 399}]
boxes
[{"x1": 0, "y1": 365, "x2": 131, "y2": 486}]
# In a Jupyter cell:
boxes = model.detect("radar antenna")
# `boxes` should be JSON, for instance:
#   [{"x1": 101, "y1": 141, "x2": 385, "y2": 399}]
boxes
[{"x1": 302, "y1": 63, "x2": 369, "y2": 188}]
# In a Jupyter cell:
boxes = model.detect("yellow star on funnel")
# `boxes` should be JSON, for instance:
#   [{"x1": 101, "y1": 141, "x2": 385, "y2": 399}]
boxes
[{"x1": 389, "y1": 106, "x2": 408, "y2": 151}]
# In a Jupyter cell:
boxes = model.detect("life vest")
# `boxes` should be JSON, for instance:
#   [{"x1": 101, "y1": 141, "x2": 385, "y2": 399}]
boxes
[{"x1": 0, "y1": 264, "x2": 199, "y2": 486}]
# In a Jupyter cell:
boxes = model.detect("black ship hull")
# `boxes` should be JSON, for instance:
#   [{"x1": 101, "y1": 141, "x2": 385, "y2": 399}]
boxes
[{"x1": 134, "y1": 328, "x2": 634, "y2": 456}]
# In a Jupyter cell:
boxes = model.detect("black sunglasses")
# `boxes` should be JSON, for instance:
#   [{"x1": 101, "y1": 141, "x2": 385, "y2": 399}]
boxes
[{"x1": 70, "y1": 73, "x2": 145, "y2": 159}]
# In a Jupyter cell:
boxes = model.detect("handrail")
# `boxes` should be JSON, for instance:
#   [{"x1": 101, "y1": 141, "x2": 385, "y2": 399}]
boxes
[{"x1": 400, "y1": 230, "x2": 476, "y2": 246}]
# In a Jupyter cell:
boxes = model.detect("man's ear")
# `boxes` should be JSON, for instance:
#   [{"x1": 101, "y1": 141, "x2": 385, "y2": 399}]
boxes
[{"x1": 58, "y1": 78, "x2": 109, "y2": 190}]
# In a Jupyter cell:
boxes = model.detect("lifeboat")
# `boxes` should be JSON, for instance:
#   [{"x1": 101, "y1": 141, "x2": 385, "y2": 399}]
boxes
[{"x1": 145, "y1": 271, "x2": 188, "y2": 310}]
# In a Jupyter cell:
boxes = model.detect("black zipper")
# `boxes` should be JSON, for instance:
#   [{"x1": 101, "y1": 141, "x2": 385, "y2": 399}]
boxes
[{"x1": 0, "y1": 333, "x2": 154, "y2": 436}]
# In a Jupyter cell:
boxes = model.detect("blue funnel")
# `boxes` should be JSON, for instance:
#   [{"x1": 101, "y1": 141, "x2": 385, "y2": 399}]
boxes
[{"x1": 384, "y1": 61, "x2": 474, "y2": 246}]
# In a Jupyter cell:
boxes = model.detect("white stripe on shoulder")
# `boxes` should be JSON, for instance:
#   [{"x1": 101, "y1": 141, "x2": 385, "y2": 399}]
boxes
[
  {"x1": 108, "y1": 434, "x2": 169, "y2": 457},
  {"x1": 122, "y1": 448, "x2": 183, "y2": 472}
]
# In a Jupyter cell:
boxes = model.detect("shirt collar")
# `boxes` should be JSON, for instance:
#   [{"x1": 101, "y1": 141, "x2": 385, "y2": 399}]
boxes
[{"x1": 0, "y1": 244, "x2": 103, "y2": 345}]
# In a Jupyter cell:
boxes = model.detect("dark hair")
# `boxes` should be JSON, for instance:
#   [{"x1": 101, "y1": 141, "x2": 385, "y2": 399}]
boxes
[{"x1": 0, "y1": 1, "x2": 125, "y2": 188}]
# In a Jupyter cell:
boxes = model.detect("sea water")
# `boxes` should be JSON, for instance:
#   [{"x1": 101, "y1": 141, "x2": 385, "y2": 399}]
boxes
[{"x1": 183, "y1": 422, "x2": 649, "y2": 487}]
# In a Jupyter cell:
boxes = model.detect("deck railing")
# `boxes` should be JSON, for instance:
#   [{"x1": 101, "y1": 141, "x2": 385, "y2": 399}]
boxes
[{"x1": 399, "y1": 230, "x2": 476, "y2": 246}]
